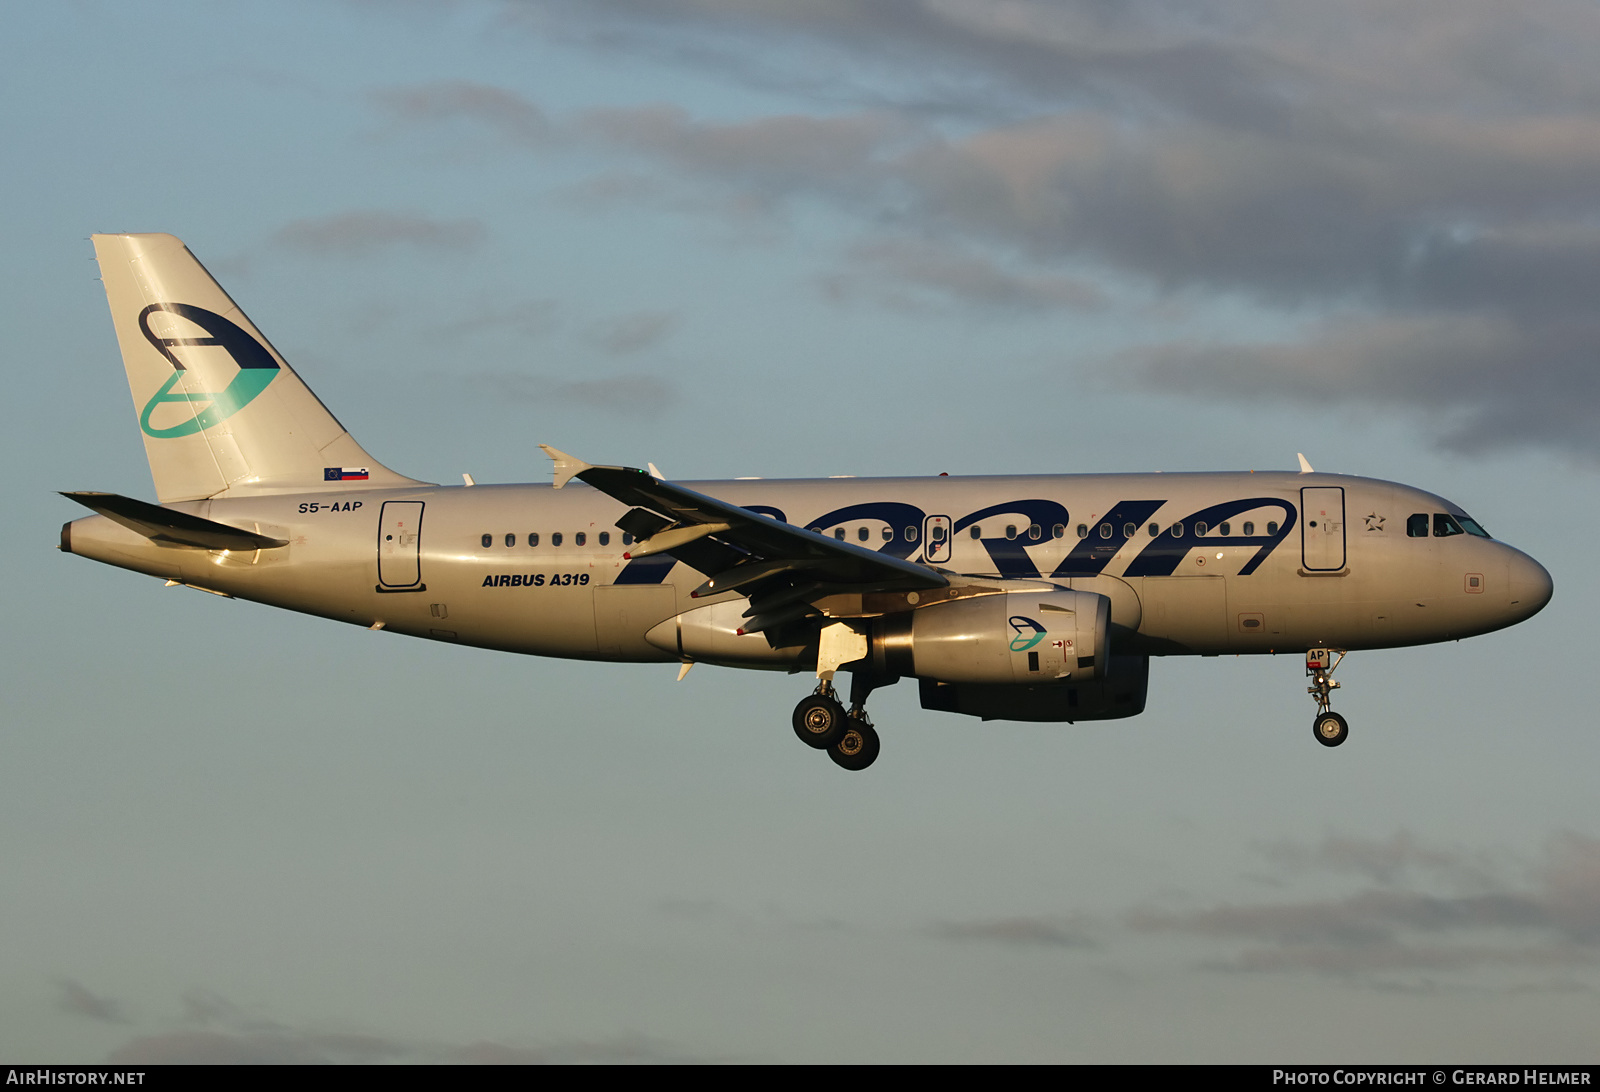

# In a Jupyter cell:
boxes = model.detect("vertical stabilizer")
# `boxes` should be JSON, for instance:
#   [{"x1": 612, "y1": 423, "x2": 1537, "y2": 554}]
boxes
[{"x1": 92, "y1": 233, "x2": 424, "y2": 501}]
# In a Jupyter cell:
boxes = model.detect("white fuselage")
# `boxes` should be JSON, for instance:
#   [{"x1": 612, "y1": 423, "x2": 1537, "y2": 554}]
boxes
[{"x1": 62, "y1": 469, "x2": 1552, "y2": 670}]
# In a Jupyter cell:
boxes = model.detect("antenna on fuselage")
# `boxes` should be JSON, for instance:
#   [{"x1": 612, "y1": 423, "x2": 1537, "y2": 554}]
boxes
[{"x1": 1296, "y1": 453, "x2": 1315, "y2": 474}]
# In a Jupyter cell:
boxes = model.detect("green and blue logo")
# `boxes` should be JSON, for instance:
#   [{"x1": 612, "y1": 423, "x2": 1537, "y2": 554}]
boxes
[
  {"x1": 137, "y1": 303, "x2": 279, "y2": 438},
  {"x1": 1008, "y1": 615, "x2": 1047, "y2": 653}
]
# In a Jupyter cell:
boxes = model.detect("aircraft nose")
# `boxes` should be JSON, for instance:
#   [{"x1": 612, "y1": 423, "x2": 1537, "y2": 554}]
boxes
[{"x1": 1506, "y1": 550, "x2": 1553, "y2": 621}]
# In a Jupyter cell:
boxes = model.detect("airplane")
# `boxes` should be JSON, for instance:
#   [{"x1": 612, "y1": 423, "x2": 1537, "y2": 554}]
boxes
[{"x1": 58, "y1": 233, "x2": 1554, "y2": 770}]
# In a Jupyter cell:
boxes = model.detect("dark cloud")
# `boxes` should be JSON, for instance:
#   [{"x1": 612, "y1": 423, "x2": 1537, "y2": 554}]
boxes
[
  {"x1": 273, "y1": 211, "x2": 487, "y2": 259},
  {"x1": 102, "y1": 988, "x2": 717, "y2": 1065},
  {"x1": 375, "y1": 3, "x2": 1600, "y2": 459},
  {"x1": 55, "y1": 979, "x2": 126, "y2": 1024},
  {"x1": 826, "y1": 238, "x2": 1106, "y2": 312},
  {"x1": 587, "y1": 310, "x2": 678, "y2": 354},
  {"x1": 931, "y1": 916, "x2": 1099, "y2": 949},
  {"x1": 108, "y1": 1029, "x2": 406, "y2": 1065},
  {"x1": 373, "y1": 80, "x2": 554, "y2": 147},
  {"x1": 470, "y1": 372, "x2": 679, "y2": 417},
  {"x1": 1115, "y1": 311, "x2": 1600, "y2": 458},
  {"x1": 1126, "y1": 833, "x2": 1600, "y2": 982}
]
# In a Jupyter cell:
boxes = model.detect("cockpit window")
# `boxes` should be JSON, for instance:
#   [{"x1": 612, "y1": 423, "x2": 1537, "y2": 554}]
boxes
[
  {"x1": 1456, "y1": 514, "x2": 1491, "y2": 539},
  {"x1": 1407, "y1": 514, "x2": 1428, "y2": 538},
  {"x1": 1433, "y1": 513, "x2": 1464, "y2": 538}
]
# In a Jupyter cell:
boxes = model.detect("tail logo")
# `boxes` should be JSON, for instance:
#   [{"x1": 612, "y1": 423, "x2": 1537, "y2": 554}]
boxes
[{"x1": 137, "y1": 303, "x2": 280, "y2": 438}]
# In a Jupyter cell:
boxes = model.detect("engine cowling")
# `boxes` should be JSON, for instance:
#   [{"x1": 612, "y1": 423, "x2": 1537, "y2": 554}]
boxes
[
  {"x1": 871, "y1": 589, "x2": 1110, "y2": 685},
  {"x1": 918, "y1": 654, "x2": 1150, "y2": 722}
]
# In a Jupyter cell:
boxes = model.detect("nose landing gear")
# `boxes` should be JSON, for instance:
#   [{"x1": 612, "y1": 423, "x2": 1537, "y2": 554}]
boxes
[{"x1": 1306, "y1": 648, "x2": 1348, "y2": 747}]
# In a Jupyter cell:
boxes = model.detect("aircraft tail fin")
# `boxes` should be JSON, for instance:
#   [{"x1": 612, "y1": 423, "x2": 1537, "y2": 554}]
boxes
[{"x1": 91, "y1": 233, "x2": 425, "y2": 502}]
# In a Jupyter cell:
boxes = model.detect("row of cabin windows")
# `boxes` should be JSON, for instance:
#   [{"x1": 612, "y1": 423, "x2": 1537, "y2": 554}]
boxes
[
  {"x1": 1072, "y1": 520, "x2": 1277, "y2": 539},
  {"x1": 1406, "y1": 512, "x2": 1490, "y2": 538},
  {"x1": 481, "y1": 531, "x2": 636, "y2": 549},
  {"x1": 825, "y1": 524, "x2": 1073, "y2": 542},
  {"x1": 820, "y1": 521, "x2": 1283, "y2": 542}
]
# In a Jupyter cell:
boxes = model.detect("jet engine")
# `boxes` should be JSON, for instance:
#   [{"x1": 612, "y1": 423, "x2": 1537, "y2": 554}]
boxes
[{"x1": 870, "y1": 588, "x2": 1110, "y2": 686}]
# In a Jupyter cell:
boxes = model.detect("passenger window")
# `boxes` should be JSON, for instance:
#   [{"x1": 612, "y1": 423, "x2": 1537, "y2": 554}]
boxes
[
  {"x1": 858, "y1": 526, "x2": 870, "y2": 542},
  {"x1": 882, "y1": 527, "x2": 893, "y2": 541},
  {"x1": 1195, "y1": 521, "x2": 1208, "y2": 536},
  {"x1": 481, "y1": 533, "x2": 492, "y2": 549},
  {"x1": 1407, "y1": 514, "x2": 1428, "y2": 537},
  {"x1": 622, "y1": 532, "x2": 633, "y2": 546},
  {"x1": 1121, "y1": 523, "x2": 1134, "y2": 538},
  {"x1": 1006, "y1": 525, "x2": 1017, "y2": 540},
  {"x1": 528, "y1": 533, "x2": 539, "y2": 547},
  {"x1": 599, "y1": 532, "x2": 610, "y2": 546},
  {"x1": 1099, "y1": 523, "x2": 1112, "y2": 539},
  {"x1": 1267, "y1": 521, "x2": 1279, "y2": 536},
  {"x1": 911, "y1": 526, "x2": 923, "y2": 542},
  {"x1": 1171, "y1": 522, "x2": 1184, "y2": 538},
  {"x1": 575, "y1": 532, "x2": 586, "y2": 546},
  {"x1": 1148, "y1": 523, "x2": 1159, "y2": 537},
  {"x1": 971, "y1": 526, "x2": 982, "y2": 539},
  {"x1": 1220, "y1": 522, "x2": 1231, "y2": 536},
  {"x1": 1242, "y1": 522, "x2": 1254, "y2": 536},
  {"x1": 1434, "y1": 513, "x2": 1464, "y2": 538},
  {"x1": 1029, "y1": 524, "x2": 1041, "y2": 541},
  {"x1": 552, "y1": 532, "x2": 563, "y2": 547},
  {"x1": 505, "y1": 533, "x2": 516, "y2": 548},
  {"x1": 1053, "y1": 524, "x2": 1065, "y2": 539},
  {"x1": 1076, "y1": 524, "x2": 1088, "y2": 539},
  {"x1": 834, "y1": 528, "x2": 846, "y2": 541}
]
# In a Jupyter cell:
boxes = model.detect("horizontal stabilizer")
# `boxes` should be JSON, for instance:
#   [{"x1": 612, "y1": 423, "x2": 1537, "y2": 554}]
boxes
[{"x1": 61, "y1": 492, "x2": 288, "y2": 551}]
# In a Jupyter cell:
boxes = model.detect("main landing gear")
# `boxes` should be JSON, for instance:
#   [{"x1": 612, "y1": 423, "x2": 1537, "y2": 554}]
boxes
[
  {"x1": 790, "y1": 670, "x2": 891, "y2": 771},
  {"x1": 1306, "y1": 648, "x2": 1349, "y2": 747}
]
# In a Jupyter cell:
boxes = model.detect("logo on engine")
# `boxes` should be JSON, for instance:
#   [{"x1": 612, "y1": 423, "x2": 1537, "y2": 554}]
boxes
[
  {"x1": 1008, "y1": 615, "x2": 1047, "y2": 652},
  {"x1": 137, "y1": 303, "x2": 281, "y2": 438}
]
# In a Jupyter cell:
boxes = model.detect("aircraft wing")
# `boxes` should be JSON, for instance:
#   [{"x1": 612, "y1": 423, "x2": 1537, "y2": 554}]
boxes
[{"x1": 541, "y1": 447, "x2": 947, "y2": 630}]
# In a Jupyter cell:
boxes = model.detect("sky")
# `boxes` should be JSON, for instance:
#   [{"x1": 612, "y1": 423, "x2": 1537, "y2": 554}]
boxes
[{"x1": 2, "y1": 0, "x2": 1597, "y2": 1064}]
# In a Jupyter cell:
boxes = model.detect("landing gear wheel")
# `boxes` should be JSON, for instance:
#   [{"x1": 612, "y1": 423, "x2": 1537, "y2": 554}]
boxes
[
  {"x1": 1313, "y1": 711, "x2": 1349, "y2": 748},
  {"x1": 829, "y1": 721, "x2": 880, "y2": 771},
  {"x1": 793, "y1": 694, "x2": 847, "y2": 749}
]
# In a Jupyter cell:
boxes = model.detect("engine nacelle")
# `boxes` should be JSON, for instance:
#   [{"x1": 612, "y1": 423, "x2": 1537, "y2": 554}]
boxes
[
  {"x1": 918, "y1": 654, "x2": 1150, "y2": 722},
  {"x1": 871, "y1": 589, "x2": 1110, "y2": 686}
]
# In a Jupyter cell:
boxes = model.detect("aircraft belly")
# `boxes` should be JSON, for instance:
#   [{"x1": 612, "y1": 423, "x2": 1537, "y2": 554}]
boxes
[{"x1": 1138, "y1": 575, "x2": 1227, "y2": 652}]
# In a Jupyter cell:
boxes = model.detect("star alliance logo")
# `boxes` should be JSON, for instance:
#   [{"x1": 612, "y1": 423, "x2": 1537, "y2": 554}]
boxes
[{"x1": 1364, "y1": 512, "x2": 1386, "y2": 532}]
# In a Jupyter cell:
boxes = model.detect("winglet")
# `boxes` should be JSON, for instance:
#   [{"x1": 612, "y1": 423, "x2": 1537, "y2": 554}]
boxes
[
  {"x1": 1296, "y1": 453, "x2": 1315, "y2": 474},
  {"x1": 539, "y1": 445, "x2": 592, "y2": 490}
]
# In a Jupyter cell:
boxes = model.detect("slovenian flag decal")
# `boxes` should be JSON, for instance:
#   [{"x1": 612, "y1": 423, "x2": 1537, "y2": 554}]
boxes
[{"x1": 325, "y1": 467, "x2": 370, "y2": 481}]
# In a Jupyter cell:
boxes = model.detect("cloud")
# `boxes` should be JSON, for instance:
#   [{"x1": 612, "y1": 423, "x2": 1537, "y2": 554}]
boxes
[
  {"x1": 373, "y1": 80, "x2": 554, "y2": 147},
  {"x1": 930, "y1": 916, "x2": 1099, "y2": 949},
  {"x1": 1114, "y1": 310, "x2": 1600, "y2": 458},
  {"x1": 55, "y1": 979, "x2": 127, "y2": 1024},
  {"x1": 373, "y1": 3, "x2": 1600, "y2": 460},
  {"x1": 108, "y1": 1029, "x2": 406, "y2": 1065},
  {"x1": 587, "y1": 310, "x2": 678, "y2": 354},
  {"x1": 100, "y1": 988, "x2": 718, "y2": 1064},
  {"x1": 1126, "y1": 833, "x2": 1600, "y2": 982},
  {"x1": 826, "y1": 238, "x2": 1106, "y2": 312},
  {"x1": 273, "y1": 211, "x2": 487, "y2": 259}
]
